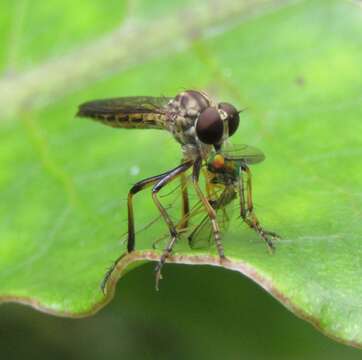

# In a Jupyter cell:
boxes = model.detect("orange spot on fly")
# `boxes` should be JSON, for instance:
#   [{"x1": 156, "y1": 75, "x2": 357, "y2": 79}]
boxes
[{"x1": 213, "y1": 154, "x2": 225, "y2": 169}]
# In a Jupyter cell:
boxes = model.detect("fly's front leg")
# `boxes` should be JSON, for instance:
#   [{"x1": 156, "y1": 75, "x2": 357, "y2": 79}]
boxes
[
  {"x1": 239, "y1": 165, "x2": 279, "y2": 252},
  {"x1": 152, "y1": 160, "x2": 194, "y2": 290},
  {"x1": 179, "y1": 164, "x2": 189, "y2": 230},
  {"x1": 192, "y1": 157, "x2": 225, "y2": 259}
]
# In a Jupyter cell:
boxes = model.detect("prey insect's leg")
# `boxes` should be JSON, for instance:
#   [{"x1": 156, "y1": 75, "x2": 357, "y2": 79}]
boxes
[
  {"x1": 239, "y1": 165, "x2": 279, "y2": 252},
  {"x1": 179, "y1": 163, "x2": 189, "y2": 230},
  {"x1": 238, "y1": 169, "x2": 247, "y2": 219},
  {"x1": 202, "y1": 167, "x2": 213, "y2": 199},
  {"x1": 153, "y1": 160, "x2": 194, "y2": 289},
  {"x1": 127, "y1": 171, "x2": 172, "y2": 252},
  {"x1": 192, "y1": 157, "x2": 225, "y2": 259}
]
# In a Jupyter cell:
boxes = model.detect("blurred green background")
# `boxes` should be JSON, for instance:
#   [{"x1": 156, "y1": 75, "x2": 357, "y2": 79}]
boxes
[{"x1": 1, "y1": 0, "x2": 362, "y2": 358}]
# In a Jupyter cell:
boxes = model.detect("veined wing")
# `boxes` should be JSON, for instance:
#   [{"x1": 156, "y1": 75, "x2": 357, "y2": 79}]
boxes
[
  {"x1": 76, "y1": 96, "x2": 172, "y2": 130},
  {"x1": 188, "y1": 186, "x2": 236, "y2": 249},
  {"x1": 222, "y1": 143, "x2": 265, "y2": 164}
]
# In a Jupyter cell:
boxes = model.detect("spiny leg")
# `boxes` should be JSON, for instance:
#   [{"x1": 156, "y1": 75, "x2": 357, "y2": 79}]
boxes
[
  {"x1": 192, "y1": 157, "x2": 225, "y2": 259},
  {"x1": 103, "y1": 162, "x2": 193, "y2": 291},
  {"x1": 101, "y1": 170, "x2": 174, "y2": 291},
  {"x1": 154, "y1": 236, "x2": 177, "y2": 291},
  {"x1": 239, "y1": 165, "x2": 279, "y2": 252},
  {"x1": 152, "y1": 160, "x2": 194, "y2": 289},
  {"x1": 244, "y1": 166, "x2": 280, "y2": 243},
  {"x1": 127, "y1": 170, "x2": 173, "y2": 252}
]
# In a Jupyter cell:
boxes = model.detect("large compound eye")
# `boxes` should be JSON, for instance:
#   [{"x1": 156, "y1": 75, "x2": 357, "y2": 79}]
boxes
[
  {"x1": 218, "y1": 102, "x2": 239, "y2": 136},
  {"x1": 196, "y1": 107, "x2": 223, "y2": 145}
]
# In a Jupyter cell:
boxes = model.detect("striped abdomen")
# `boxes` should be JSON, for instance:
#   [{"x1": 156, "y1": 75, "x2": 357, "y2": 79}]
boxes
[{"x1": 76, "y1": 96, "x2": 172, "y2": 130}]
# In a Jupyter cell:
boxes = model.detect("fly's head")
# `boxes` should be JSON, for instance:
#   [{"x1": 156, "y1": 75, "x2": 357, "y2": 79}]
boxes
[
  {"x1": 168, "y1": 90, "x2": 242, "y2": 158},
  {"x1": 195, "y1": 99, "x2": 241, "y2": 152},
  {"x1": 207, "y1": 153, "x2": 239, "y2": 185}
]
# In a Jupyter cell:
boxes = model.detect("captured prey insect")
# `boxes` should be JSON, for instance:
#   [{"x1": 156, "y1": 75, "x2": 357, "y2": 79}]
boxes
[
  {"x1": 152, "y1": 144, "x2": 280, "y2": 287},
  {"x1": 77, "y1": 90, "x2": 242, "y2": 287},
  {"x1": 100, "y1": 144, "x2": 280, "y2": 291}
]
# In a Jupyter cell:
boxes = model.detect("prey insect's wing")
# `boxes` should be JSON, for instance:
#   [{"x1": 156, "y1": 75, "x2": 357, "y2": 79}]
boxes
[
  {"x1": 187, "y1": 214, "x2": 214, "y2": 249},
  {"x1": 188, "y1": 186, "x2": 236, "y2": 249},
  {"x1": 77, "y1": 96, "x2": 173, "y2": 130},
  {"x1": 222, "y1": 143, "x2": 265, "y2": 164}
]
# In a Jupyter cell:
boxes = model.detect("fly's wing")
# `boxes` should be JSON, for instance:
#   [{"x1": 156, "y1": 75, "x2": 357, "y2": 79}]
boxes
[
  {"x1": 188, "y1": 187, "x2": 236, "y2": 249},
  {"x1": 76, "y1": 96, "x2": 172, "y2": 130},
  {"x1": 187, "y1": 214, "x2": 213, "y2": 249},
  {"x1": 222, "y1": 143, "x2": 265, "y2": 164}
]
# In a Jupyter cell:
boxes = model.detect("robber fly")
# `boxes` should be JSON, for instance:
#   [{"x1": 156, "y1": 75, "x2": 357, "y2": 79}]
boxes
[{"x1": 77, "y1": 90, "x2": 241, "y2": 282}]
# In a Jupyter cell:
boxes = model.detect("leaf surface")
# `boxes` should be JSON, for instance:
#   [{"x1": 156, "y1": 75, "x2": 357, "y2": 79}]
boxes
[{"x1": 1, "y1": 0, "x2": 362, "y2": 348}]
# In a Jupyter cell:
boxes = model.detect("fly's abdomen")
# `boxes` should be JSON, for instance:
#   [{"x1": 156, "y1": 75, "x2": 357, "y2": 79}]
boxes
[
  {"x1": 80, "y1": 111, "x2": 167, "y2": 130},
  {"x1": 76, "y1": 96, "x2": 171, "y2": 130}
]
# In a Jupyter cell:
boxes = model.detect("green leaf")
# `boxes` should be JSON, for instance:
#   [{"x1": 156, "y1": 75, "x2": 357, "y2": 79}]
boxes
[{"x1": 1, "y1": 0, "x2": 362, "y2": 349}]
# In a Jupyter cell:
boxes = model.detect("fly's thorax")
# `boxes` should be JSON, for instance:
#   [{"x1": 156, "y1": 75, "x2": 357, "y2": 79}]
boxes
[
  {"x1": 181, "y1": 142, "x2": 212, "y2": 161},
  {"x1": 168, "y1": 90, "x2": 213, "y2": 119},
  {"x1": 169, "y1": 115, "x2": 195, "y2": 145},
  {"x1": 166, "y1": 90, "x2": 214, "y2": 146}
]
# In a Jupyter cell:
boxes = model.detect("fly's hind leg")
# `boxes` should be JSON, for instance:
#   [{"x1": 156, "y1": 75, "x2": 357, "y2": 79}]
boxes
[
  {"x1": 239, "y1": 165, "x2": 280, "y2": 252},
  {"x1": 101, "y1": 170, "x2": 174, "y2": 292},
  {"x1": 152, "y1": 160, "x2": 194, "y2": 290},
  {"x1": 127, "y1": 171, "x2": 173, "y2": 252},
  {"x1": 154, "y1": 236, "x2": 177, "y2": 290}
]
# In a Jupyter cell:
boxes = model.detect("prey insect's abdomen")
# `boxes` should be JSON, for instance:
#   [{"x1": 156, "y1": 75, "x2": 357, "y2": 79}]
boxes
[{"x1": 77, "y1": 96, "x2": 172, "y2": 130}]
